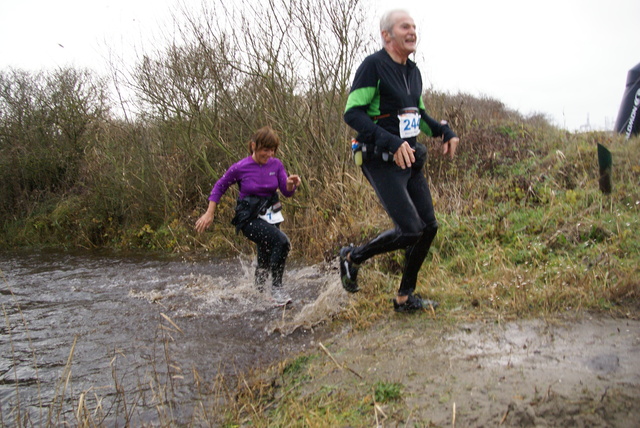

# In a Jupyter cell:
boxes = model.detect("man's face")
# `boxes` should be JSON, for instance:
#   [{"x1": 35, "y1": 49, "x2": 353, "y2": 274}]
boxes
[{"x1": 386, "y1": 12, "x2": 417, "y2": 56}]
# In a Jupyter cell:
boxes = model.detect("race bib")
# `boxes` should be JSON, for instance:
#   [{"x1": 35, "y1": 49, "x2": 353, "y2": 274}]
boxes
[
  {"x1": 398, "y1": 108, "x2": 420, "y2": 139},
  {"x1": 259, "y1": 206, "x2": 285, "y2": 224}
]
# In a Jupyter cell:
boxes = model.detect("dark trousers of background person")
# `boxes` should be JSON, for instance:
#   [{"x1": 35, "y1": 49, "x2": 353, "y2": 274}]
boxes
[
  {"x1": 348, "y1": 142, "x2": 438, "y2": 296},
  {"x1": 241, "y1": 219, "x2": 290, "y2": 289}
]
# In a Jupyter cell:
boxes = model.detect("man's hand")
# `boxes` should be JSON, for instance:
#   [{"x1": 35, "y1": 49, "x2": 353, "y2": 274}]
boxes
[
  {"x1": 442, "y1": 137, "x2": 459, "y2": 159},
  {"x1": 393, "y1": 141, "x2": 415, "y2": 169}
]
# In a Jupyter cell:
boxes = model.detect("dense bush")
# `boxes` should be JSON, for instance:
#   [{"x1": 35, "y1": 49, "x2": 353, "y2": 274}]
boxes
[
  {"x1": 0, "y1": 0, "x2": 635, "y2": 268},
  {"x1": 0, "y1": 68, "x2": 109, "y2": 218}
]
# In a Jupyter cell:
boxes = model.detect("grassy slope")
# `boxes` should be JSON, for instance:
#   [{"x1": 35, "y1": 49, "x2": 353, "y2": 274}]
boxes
[
  {"x1": 216, "y1": 130, "x2": 640, "y2": 426},
  {"x1": 3, "y1": 90, "x2": 640, "y2": 425}
]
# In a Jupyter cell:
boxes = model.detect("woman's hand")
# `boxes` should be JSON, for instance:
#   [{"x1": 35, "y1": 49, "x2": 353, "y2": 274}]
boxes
[
  {"x1": 287, "y1": 174, "x2": 301, "y2": 192},
  {"x1": 194, "y1": 201, "x2": 216, "y2": 233}
]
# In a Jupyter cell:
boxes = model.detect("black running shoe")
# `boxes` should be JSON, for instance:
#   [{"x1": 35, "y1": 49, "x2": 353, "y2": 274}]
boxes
[
  {"x1": 339, "y1": 245, "x2": 360, "y2": 293},
  {"x1": 393, "y1": 294, "x2": 439, "y2": 313}
]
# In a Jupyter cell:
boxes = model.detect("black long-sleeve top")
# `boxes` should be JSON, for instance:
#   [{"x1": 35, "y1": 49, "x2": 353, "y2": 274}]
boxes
[{"x1": 344, "y1": 49, "x2": 457, "y2": 153}]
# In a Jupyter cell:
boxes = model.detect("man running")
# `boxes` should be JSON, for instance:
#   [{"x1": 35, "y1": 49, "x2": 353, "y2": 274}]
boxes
[{"x1": 340, "y1": 9, "x2": 460, "y2": 312}]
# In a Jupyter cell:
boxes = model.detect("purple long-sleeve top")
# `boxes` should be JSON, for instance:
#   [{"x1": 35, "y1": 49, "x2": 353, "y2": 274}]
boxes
[{"x1": 208, "y1": 156, "x2": 296, "y2": 203}]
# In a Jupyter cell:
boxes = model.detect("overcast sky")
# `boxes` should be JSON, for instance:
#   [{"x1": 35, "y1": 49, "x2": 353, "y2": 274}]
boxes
[{"x1": 1, "y1": 0, "x2": 638, "y2": 132}]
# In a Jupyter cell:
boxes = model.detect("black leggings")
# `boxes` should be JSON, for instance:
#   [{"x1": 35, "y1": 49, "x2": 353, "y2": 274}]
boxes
[
  {"x1": 349, "y1": 142, "x2": 438, "y2": 296},
  {"x1": 241, "y1": 219, "x2": 290, "y2": 288}
]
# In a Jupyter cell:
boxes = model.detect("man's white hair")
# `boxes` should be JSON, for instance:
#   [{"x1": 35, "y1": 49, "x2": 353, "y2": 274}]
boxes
[{"x1": 380, "y1": 9, "x2": 410, "y2": 45}]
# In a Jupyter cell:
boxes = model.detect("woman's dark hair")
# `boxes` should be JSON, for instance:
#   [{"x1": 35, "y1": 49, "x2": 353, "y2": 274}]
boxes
[{"x1": 248, "y1": 126, "x2": 280, "y2": 154}]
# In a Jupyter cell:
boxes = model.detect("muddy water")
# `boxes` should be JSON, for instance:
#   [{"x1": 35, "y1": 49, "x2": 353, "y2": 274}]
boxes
[{"x1": 0, "y1": 250, "x2": 346, "y2": 425}]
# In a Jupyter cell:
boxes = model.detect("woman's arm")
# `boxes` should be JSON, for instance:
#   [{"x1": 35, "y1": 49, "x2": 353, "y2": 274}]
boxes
[
  {"x1": 275, "y1": 159, "x2": 300, "y2": 197},
  {"x1": 194, "y1": 201, "x2": 217, "y2": 233},
  {"x1": 286, "y1": 174, "x2": 301, "y2": 192}
]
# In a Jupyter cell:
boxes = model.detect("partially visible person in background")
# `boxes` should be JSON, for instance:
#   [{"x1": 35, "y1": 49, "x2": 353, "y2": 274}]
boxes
[
  {"x1": 340, "y1": 9, "x2": 460, "y2": 312},
  {"x1": 195, "y1": 126, "x2": 301, "y2": 306}
]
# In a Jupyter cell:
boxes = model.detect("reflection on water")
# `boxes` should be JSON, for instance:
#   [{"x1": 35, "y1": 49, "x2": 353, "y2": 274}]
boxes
[{"x1": 0, "y1": 250, "x2": 346, "y2": 425}]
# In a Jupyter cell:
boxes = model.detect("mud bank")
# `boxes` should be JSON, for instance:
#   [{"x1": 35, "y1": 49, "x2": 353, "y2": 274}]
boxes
[{"x1": 311, "y1": 314, "x2": 640, "y2": 427}]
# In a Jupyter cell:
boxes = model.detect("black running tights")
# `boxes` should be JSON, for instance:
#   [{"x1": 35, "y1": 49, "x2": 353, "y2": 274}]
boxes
[
  {"x1": 241, "y1": 219, "x2": 290, "y2": 288},
  {"x1": 349, "y1": 143, "x2": 438, "y2": 296}
]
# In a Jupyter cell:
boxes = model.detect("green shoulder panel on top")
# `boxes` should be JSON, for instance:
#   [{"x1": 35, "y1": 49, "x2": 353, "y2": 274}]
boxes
[
  {"x1": 419, "y1": 119, "x2": 433, "y2": 136},
  {"x1": 418, "y1": 96, "x2": 426, "y2": 110},
  {"x1": 418, "y1": 96, "x2": 433, "y2": 136},
  {"x1": 344, "y1": 85, "x2": 381, "y2": 117}
]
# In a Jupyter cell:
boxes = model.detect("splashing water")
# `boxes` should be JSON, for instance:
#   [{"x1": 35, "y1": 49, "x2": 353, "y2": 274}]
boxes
[{"x1": 0, "y1": 250, "x2": 347, "y2": 424}]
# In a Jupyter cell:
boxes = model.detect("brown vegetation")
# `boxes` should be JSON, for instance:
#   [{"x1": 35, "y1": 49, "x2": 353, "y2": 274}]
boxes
[{"x1": 1, "y1": 1, "x2": 639, "y2": 424}]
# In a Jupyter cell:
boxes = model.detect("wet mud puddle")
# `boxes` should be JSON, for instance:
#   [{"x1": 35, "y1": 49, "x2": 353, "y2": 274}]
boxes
[{"x1": 0, "y1": 250, "x2": 346, "y2": 424}]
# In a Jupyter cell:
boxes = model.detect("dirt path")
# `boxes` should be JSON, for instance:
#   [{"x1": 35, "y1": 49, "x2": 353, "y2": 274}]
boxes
[{"x1": 314, "y1": 313, "x2": 640, "y2": 427}]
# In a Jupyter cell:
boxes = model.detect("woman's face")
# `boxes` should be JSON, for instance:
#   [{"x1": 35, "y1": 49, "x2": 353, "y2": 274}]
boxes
[{"x1": 252, "y1": 145, "x2": 275, "y2": 165}]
